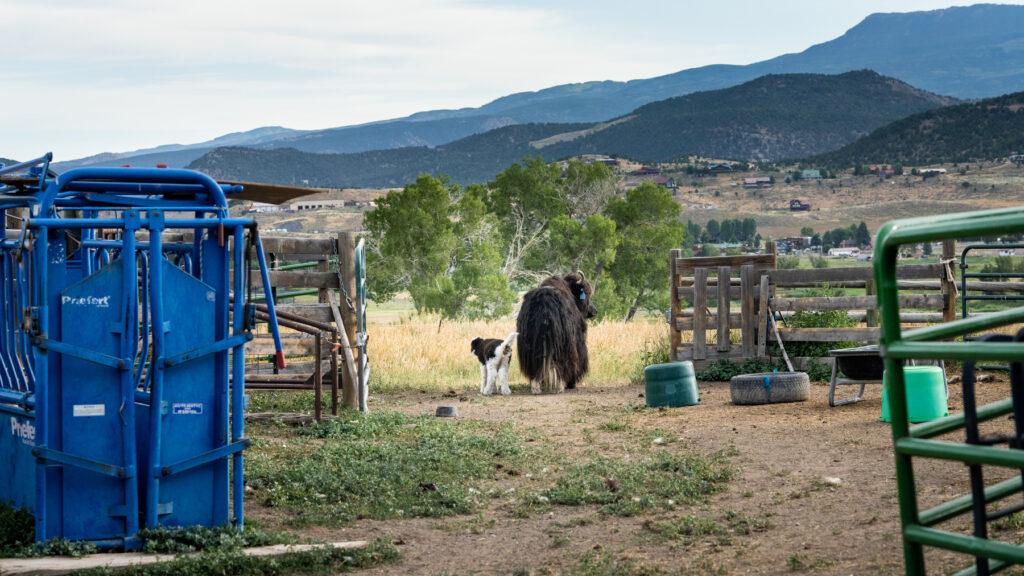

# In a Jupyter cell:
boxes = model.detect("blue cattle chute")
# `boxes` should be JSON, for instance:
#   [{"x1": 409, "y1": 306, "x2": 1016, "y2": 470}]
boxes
[{"x1": 0, "y1": 155, "x2": 284, "y2": 548}]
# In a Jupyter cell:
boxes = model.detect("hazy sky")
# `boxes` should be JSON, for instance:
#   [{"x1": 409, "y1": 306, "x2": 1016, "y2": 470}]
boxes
[{"x1": 3, "y1": 0, "x2": 1021, "y2": 160}]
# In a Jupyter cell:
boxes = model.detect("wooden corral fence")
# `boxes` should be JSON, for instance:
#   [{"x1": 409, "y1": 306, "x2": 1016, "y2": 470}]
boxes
[
  {"x1": 245, "y1": 233, "x2": 362, "y2": 420},
  {"x1": 669, "y1": 252, "x2": 776, "y2": 366},
  {"x1": 669, "y1": 247, "x2": 958, "y2": 368}
]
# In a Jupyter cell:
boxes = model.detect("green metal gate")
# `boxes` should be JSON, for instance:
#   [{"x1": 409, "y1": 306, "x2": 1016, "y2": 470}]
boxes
[{"x1": 876, "y1": 207, "x2": 1024, "y2": 575}]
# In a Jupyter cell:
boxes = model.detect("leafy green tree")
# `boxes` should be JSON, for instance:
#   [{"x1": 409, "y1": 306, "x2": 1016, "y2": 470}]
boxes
[
  {"x1": 855, "y1": 221, "x2": 872, "y2": 247},
  {"x1": 364, "y1": 176, "x2": 514, "y2": 327},
  {"x1": 741, "y1": 218, "x2": 758, "y2": 242},
  {"x1": 548, "y1": 214, "x2": 620, "y2": 284},
  {"x1": 486, "y1": 157, "x2": 565, "y2": 282},
  {"x1": 605, "y1": 183, "x2": 686, "y2": 321},
  {"x1": 705, "y1": 219, "x2": 720, "y2": 243},
  {"x1": 800, "y1": 226, "x2": 815, "y2": 236}
]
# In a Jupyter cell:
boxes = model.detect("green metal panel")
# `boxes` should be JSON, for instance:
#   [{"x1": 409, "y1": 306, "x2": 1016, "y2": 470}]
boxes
[{"x1": 874, "y1": 206, "x2": 1024, "y2": 575}]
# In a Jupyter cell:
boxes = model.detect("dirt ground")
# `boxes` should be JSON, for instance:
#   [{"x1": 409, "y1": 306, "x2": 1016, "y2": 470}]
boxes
[{"x1": 250, "y1": 377, "x2": 1021, "y2": 575}]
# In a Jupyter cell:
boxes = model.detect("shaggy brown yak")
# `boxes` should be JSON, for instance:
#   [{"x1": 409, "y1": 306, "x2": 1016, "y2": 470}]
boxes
[{"x1": 515, "y1": 271, "x2": 596, "y2": 394}]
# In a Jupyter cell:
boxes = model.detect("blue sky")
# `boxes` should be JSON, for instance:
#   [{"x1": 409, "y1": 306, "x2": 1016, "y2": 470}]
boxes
[{"x1": 2, "y1": 1, "x2": 1021, "y2": 160}]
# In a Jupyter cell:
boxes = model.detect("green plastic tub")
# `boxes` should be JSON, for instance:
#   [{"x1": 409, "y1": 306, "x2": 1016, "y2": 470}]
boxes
[
  {"x1": 880, "y1": 365, "x2": 948, "y2": 423},
  {"x1": 644, "y1": 361, "x2": 699, "y2": 408}
]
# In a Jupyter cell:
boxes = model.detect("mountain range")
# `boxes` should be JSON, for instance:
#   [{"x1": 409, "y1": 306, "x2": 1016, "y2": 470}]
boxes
[
  {"x1": 48, "y1": 3, "x2": 1024, "y2": 172},
  {"x1": 190, "y1": 71, "x2": 953, "y2": 187},
  {"x1": 814, "y1": 90, "x2": 1024, "y2": 166}
]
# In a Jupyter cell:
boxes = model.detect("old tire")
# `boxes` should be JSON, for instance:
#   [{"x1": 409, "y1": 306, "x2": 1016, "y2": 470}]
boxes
[{"x1": 730, "y1": 372, "x2": 810, "y2": 405}]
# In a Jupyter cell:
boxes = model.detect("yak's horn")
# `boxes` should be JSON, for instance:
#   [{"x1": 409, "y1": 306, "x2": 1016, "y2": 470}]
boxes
[{"x1": 576, "y1": 270, "x2": 586, "y2": 282}]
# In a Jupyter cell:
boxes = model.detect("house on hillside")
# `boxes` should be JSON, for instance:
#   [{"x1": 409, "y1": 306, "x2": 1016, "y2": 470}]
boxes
[
  {"x1": 789, "y1": 199, "x2": 811, "y2": 211},
  {"x1": 706, "y1": 163, "x2": 736, "y2": 173},
  {"x1": 289, "y1": 199, "x2": 349, "y2": 211},
  {"x1": 629, "y1": 166, "x2": 661, "y2": 176},
  {"x1": 829, "y1": 246, "x2": 861, "y2": 257},
  {"x1": 801, "y1": 169, "x2": 822, "y2": 180},
  {"x1": 918, "y1": 168, "x2": 947, "y2": 178},
  {"x1": 248, "y1": 202, "x2": 280, "y2": 214},
  {"x1": 743, "y1": 177, "x2": 773, "y2": 189},
  {"x1": 651, "y1": 175, "x2": 677, "y2": 190}
]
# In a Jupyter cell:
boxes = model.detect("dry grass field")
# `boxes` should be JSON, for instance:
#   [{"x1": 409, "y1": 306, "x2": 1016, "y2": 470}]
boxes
[{"x1": 367, "y1": 316, "x2": 667, "y2": 393}]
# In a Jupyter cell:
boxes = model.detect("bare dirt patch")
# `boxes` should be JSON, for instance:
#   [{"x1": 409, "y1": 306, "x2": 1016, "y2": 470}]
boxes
[{"x1": 248, "y1": 375, "x2": 1019, "y2": 575}]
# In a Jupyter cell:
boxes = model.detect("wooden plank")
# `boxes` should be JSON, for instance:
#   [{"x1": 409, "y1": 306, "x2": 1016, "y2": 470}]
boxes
[
  {"x1": 676, "y1": 314, "x2": 743, "y2": 330},
  {"x1": 679, "y1": 286, "x2": 741, "y2": 300},
  {"x1": 963, "y1": 281, "x2": 1024, "y2": 294},
  {"x1": 717, "y1": 266, "x2": 731, "y2": 353},
  {"x1": 769, "y1": 294, "x2": 945, "y2": 312},
  {"x1": 769, "y1": 264, "x2": 943, "y2": 286},
  {"x1": 274, "y1": 304, "x2": 333, "y2": 323},
  {"x1": 250, "y1": 336, "x2": 315, "y2": 356},
  {"x1": 669, "y1": 248, "x2": 682, "y2": 361},
  {"x1": 772, "y1": 311, "x2": 944, "y2": 323},
  {"x1": 674, "y1": 347, "x2": 747, "y2": 361},
  {"x1": 777, "y1": 327, "x2": 880, "y2": 342},
  {"x1": 0, "y1": 542, "x2": 368, "y2": 576},
  {"x1": 258, "y1": 237, "x2": 338, "y2": 254},
  {"x1": 741, "y1": 264, "x2": 755, "y2": 357},
  {"x1": 757, "y1": 274, "x2": 769, "y2": 358},
  {"x1": 252, "y1": 271, "x2": 341, "y2": 289},
  {"x1": 692, "y1": 267, "x2": 707, "y2": 361},
  {"x1": 676, "y1": 253, "x2": 775, "y2": 272}
]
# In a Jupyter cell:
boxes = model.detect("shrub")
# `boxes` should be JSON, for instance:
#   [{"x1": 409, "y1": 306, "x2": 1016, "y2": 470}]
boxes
[
  {"x1": 809, "y1": 255, "x2": 828, "y2": 269},
  {"x1": 631, "y1": 339, "x2": 672, "y2": 385},
  {"x1": 776, "y1": 255, "x2": 800, "y2": 269}
]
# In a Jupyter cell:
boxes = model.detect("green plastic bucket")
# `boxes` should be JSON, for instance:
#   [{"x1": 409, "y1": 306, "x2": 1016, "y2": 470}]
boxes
[
  {"x1": 880, "y1": 365, "x2": 948, "y2": 423},
  {"x1": 644, "y1": 361, "x2": 699, "y2": 408}
]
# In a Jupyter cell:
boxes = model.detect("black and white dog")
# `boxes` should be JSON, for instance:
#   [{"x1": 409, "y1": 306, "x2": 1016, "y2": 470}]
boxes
[{"x1": 470, "y1": 332, "x2": 517, "y2": 396}]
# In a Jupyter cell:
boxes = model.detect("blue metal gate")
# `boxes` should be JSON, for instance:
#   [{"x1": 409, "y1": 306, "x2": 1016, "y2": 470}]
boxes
[{"x1": 0, "y1": 154, "x2": 283, "y2": 547}]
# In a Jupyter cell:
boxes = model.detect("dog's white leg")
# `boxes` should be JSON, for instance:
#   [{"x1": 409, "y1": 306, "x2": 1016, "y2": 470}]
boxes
[
  {"x1": 479, "y1": 364, "x2": 489, "y2": 395},
  {"x1": 498, "y1": 362, "x2": 511, "y2": 395},
  {"x1": 485, "y1": 359, "x2": 499, "y2": 395}
]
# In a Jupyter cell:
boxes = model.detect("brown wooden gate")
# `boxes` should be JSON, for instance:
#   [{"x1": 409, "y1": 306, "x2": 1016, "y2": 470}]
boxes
[{"x1": 669, "y1": 251, "x2": 776, "y2": 367}]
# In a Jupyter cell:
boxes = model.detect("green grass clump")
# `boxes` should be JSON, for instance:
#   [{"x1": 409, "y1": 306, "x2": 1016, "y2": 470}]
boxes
[
  {"x1": 643, "y1": 510, "x2": 770, "y2": 546},
  {"x1": 74, "y1": 538, "x2": 399, "y2": 576},
  {"x1": 247, "y1": 410, "x2": 526, "y2": 525},
  {"x1": 566, "y1": 551, "x2": 666, "y2": 576},
  {"x1": 643, "y1": 515, "x2": 726, "y2": 545},
  {"x1": 135, "y1": 525, "x2": 296, "y2": 554},
  {"x1": 542, "y1": 451, "x2": 734, "y2": 516}
]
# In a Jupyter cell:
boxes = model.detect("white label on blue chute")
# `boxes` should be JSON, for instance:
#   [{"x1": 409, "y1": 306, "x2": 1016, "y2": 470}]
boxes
[
  {"x1": 73, "y1": 404, "x2": 105, "y2": 417},
  {"x1": 172, "y1": 403, "x2": 204, "y2": 415}
]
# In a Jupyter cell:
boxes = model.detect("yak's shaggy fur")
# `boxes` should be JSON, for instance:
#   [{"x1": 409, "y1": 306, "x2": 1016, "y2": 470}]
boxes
[
  {"x1": 471, "y1": 332, "x2": 517, "y2": 395},
  {"x1": 516, "y1": 271, "x2": 596, "y2": 394}
]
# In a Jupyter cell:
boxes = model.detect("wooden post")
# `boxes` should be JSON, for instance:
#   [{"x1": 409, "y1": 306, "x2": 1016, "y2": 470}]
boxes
[
  {"x1": 314, "y1": 332, "x2": 323, "y2": 421},
  {"x1": 942, "y1": 239, "x2": 957, "y2": 323},
  {"x1": 330, "y1": 337, "x2": 339, "y2": 416},
  {"x1": 741, "y1": 264, "x2": 754, "y2": 358},
  {"x1": 338, "y1": 232, "x2": 360, "y2": 409},
  {"x1": 669, "y1": 249, "x2": 682, "y2": 361},
  {"x1": 865, "y1": 276, "x2": 878, "y2": 327},
  {"x1": 693, "y1": 267, "x2": 707, "y2": 361},
  {"x1": 717, "y1": 266, "x2": 731, "y2": 353},
  {"x1": 757, "y1": 274, "x2": 769, "y2": 358}
]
